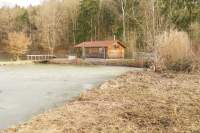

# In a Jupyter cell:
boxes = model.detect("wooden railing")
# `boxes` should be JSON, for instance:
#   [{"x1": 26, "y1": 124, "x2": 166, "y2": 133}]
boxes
[
  {"x1": 27, "y1": 55, "x2": 56, "y2": 61},
  {"x1": 85, "y1": 53, "x2": 105, "y2": 58}
]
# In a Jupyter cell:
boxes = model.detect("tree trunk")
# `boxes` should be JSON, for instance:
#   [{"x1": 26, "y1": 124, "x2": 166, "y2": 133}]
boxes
[{"x1": 121, "y1": 0, "x2": 126, "y2": 42}]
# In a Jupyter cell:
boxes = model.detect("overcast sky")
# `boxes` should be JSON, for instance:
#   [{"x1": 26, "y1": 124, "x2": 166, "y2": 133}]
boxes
[{"x1": 0, "y1": 0, "x2": 43, "y2": 7}]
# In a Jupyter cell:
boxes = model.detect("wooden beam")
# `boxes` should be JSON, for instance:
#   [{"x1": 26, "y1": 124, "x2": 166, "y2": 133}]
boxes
[
  {"x1": 104, "y1": 47, "x2": 106, "y2": 59},
  {"x1": 82, "y1": 47, "x2": 85, "y2": 59}
]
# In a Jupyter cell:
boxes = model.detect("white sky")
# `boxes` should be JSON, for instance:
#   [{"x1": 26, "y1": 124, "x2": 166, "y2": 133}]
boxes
[{"x1": 0, "y1": 0, "x2": 43, "y2": 7}]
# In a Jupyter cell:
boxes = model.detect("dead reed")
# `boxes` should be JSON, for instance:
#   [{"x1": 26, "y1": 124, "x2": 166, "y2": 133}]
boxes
[{"x1": 155, "y1": 30, "x2": 197, "y2": 72}]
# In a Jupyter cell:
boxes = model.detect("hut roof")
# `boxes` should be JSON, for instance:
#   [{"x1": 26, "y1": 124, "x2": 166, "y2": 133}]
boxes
[{"x1": 74, "y1": 40, "x2": 126, "y2": 48}]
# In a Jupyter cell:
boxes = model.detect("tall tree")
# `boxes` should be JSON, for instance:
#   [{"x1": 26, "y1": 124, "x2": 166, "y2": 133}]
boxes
[{"x1": 77, "y1": 0, "x2": 99, "y2": 42}]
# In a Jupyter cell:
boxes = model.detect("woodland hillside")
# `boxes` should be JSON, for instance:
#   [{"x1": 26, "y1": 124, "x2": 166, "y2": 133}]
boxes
[{"x1": 0, "y1": 0, "x2": 199, "y2": 58}]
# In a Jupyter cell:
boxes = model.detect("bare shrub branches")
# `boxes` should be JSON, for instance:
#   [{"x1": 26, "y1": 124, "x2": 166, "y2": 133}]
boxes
[
  {"x1": 155, "y1": 30, "x2": 192, "y2": 72},
  {"x1": 6, "y1": 32, "x2": 31, "y2": 60}
]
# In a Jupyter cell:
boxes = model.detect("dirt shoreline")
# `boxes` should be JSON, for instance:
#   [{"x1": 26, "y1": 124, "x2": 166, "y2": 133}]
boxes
[
  {"x1": 48, "y1": 58, "x2": 150, "y2": 68},
  {"x1": 1, "y1": 71, "x2": 200, "y2": 133},
  {"x1": 0, "y1": 61, "x2": 33, "y2": 66}
]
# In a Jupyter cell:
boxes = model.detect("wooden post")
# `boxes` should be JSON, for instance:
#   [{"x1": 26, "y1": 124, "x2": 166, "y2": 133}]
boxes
[
  {"x1": 104, "y1": 47, "x2": 106, "y2": 59},
  {"x1": 82, "y1": 47, "x2": 85, "y2": 59}
]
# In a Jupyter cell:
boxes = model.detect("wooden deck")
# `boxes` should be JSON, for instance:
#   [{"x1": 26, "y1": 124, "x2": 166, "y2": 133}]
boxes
[{"x1": 27, "y1": 55, "x2": 56, "y2": 61}]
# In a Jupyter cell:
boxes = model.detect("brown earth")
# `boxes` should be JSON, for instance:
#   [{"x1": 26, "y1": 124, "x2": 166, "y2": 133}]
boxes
[
  {"x1": 1, "y1": 72, "x2": 200, "y2": 133},
  {"x1": 49, "y1": 58, "x2": 150, "y2": 68}
]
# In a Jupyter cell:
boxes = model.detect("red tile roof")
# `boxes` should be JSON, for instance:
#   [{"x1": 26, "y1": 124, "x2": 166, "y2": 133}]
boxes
[{"x1": 74, "y1": 40, "x2": 126, "y2": 48}]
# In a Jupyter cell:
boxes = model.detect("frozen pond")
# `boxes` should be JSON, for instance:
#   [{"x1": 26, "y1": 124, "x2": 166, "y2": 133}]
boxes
[{"x1": 0, "y1": 64, "x2": 141, "y2": 129}]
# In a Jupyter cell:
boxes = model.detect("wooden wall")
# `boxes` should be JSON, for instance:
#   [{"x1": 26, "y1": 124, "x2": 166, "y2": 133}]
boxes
[
  {"x1": 107, "y1": 43, "x2": 125, "y2": 59},
  {"x1": 80, "y1": 43, "x2": 125, "y2": 59}
]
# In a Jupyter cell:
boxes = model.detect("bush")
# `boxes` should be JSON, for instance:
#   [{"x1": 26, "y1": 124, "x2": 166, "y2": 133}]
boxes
[{"x1": 155, "y1": 30, "x2": 192, "y2": 72}]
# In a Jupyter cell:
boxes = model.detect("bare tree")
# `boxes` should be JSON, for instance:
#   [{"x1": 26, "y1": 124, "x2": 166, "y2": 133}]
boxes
[
  {"x1": 64, "y1": 0, "x2": 79, "y2": 45},
  {"x1": 37, "y1": 0, "x2": 79, "y2": 54},
  {"x1": 120, "y1": 0, "x2": 127, "y2": 42}
]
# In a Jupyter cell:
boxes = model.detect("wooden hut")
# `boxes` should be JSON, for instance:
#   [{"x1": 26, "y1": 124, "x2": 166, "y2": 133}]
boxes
[{"x1": 74, "y1": 40, "x2": 126, "y2": 59}]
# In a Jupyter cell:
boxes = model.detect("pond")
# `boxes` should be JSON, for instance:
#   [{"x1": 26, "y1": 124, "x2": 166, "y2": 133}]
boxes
[{"x1": 0, "y1": 64, "x2": 141, "y2": 129}]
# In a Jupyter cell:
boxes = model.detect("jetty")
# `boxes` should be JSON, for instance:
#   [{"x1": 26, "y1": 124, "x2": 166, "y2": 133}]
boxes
[{"x1": 27, "y1": 55, "x2": 56, "y2": 61}]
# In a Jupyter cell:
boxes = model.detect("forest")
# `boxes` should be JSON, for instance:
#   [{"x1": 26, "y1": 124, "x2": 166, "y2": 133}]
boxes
[{"x1": 0, "y1": 0, "x2": 199, "y2": 59}]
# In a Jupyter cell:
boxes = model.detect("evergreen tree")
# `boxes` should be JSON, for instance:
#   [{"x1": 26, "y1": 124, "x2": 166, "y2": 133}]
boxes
[{"x1": 77, "y1": 0, "x2": 99, "y2": 42}]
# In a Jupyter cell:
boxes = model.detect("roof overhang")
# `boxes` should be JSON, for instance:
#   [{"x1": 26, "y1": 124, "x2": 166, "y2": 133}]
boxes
[{"x1": 74, "y1": 40, "x2": 126, "y2": 48}]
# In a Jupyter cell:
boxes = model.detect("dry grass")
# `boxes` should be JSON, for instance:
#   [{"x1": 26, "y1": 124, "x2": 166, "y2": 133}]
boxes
[
  {"x1": 190, "y1": 22, "x2": 200, "y2": 55},
  {"x1": 2, "y1": 72, "x2": 200, "y2": 133},
  {"x1": 155, "y1": 30, "x2": 192, "y2": 71}
]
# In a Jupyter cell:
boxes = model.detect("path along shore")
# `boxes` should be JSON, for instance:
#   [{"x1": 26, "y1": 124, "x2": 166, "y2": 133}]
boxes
[
  {"x1": 0, "y1": 61, "x2": 33, "y2": 66},
  {"x1": 1, "y1": 71, "x2": 200, "y2": 133},
  {"x1": 48, "y1": 58, "x2": 150, "y2": 68}
]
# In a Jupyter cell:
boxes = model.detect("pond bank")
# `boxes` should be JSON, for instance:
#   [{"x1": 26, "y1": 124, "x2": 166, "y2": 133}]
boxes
[
  {"x1": 0, "y1": 65, "x2": 135, "y2": 129},
  {"x1": 1, "y1": 71, "x2": 200, "y2": 133},
  {"x1": 0, "y1": 61, "x2": 33, "y2": 66},
  {"x1": 49, "y1": 58, "x2": 151, "y2": 68}
]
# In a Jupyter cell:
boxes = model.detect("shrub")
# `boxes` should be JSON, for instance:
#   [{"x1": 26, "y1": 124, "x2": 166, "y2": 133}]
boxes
[{"x1": 155, "y1": 30, "x2": 192, "y2": 72}]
